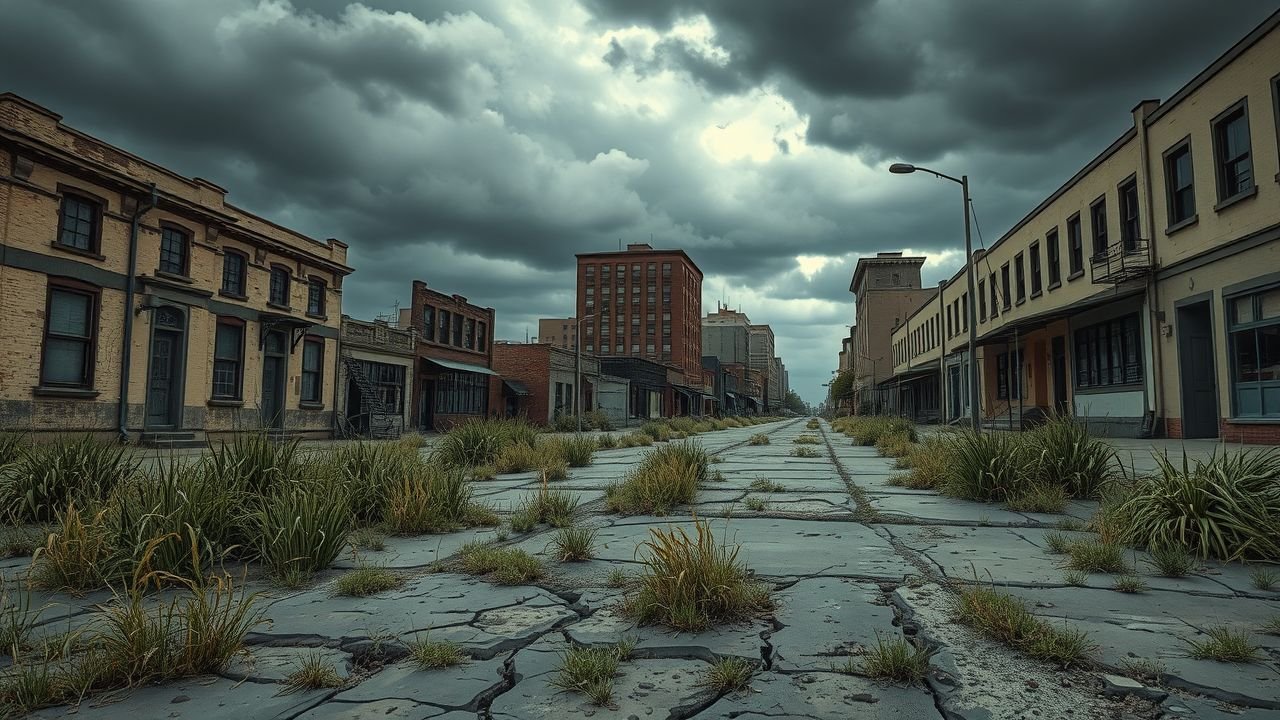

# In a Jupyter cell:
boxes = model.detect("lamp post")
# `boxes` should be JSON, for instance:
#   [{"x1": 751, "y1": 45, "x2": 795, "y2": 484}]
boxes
[
  {"x1": 574, "y1": 313, "x2": 596, "y2": 434},
  {"x1": 889, "y1": 162, "x2": 980, "y2": 431}
]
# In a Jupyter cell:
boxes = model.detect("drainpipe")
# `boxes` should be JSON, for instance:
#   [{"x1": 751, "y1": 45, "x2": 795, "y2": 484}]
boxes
[
  {"x1": 118, "y1": 184, "x2": 157, "y2": 443},
  {"x1": 1136, "y1": 101, "x2": 1163, "y2": 437}
]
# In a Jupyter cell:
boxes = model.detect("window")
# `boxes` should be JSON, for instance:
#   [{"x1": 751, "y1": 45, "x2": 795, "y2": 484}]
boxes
[
  {"x1": 423, "y1": 306, "x2": 436, "y2": 341},
  {"x1": 221, "y1": 251, "x2": 246, "y2": 297},
  {"x1": 1066, "y1": 215, "x2": 1083, "y2": 276},
  {"x1": 269, "y1": 266, "x2": 290, "y2": 306},
  {"x1": 301, "y1": 338, "x2": 324, "y2": 403},
  {"x1": 1089, "y1": 198, "x2": 1107, "y2": 259},
  {"x1": 159, "y1": 226, "x2": 189, "y2": 276},
  {"x1": 212, "y1": 319, "x2": 243, "y2": 400},
  {"x1": 1000, "y1": 263, "x2": 1011, "y2": 310},
  {"x1": 477, "y1": 321, "x2": 487, "y2": 352},
  {"x1": 464, "y1": 318, "x2": 475, "y2": 350},
  {"x1": 1164, "y1": 140, "x2": 1196, "y2": 226},
  {"x1": 57, "y1": 194, "x2": 100, "y2": 252},
  {"x1": 307, "y1": 278, "x2": 326, "y2": 317},
  {"x1": 355, "y1": 360, "x2": 406, "y2": 413},
  {"x1": 1073, "y1": 314, "x2": 1142, "y2": 388},
  {"x1": 989, "y1": 273, "x2": 999, "y2": 318},
  {"x1": 1030, "y1": 242, "x2": 1042, "y2": 296},
  {"x1": 41, "y1": 283, "x2": 96, "y2": 387},
  {"x1": 452, "y1": 314, "x2": 463, "y2": 346},
  {"x1": 1214, "y1": 101, "x2": 1255, "y2": 205},
  {"x1": 996, "y1": 351, "x2": 1022, "y2": 400},
  {"x1": 946, "y1": 306, "x2": 953, "y2": 338},
  {"x1": 978, "y1": 280, "x2": 987, "y2": 321},
  {"x1": 1118, "y1": 179, "x2": 1140, "y2": 251},
  {"x1": 1014, "y1": 253, "x2": 1026, "y2": 304},
  {"x1": 961, "y1": 293, "x2": 968, "y2": 331},
  {"x1": 434, "y1": 372, "x2": 488, "y2": 414},
  {"x1": 438, "y1": 310, "x2": 451, "y2": 345},
  {"x1": 1047, "y1": 228, "x2": 1061, "y2": 286},
  {"x1": 1228, "y1": 286, "x2": 1280, "y2": 417}
]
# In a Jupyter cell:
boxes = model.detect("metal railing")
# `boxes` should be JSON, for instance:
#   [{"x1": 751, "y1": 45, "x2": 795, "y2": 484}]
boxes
[{"x1": 1089, "y1": 238, "x2": 1151, "y2": 284}]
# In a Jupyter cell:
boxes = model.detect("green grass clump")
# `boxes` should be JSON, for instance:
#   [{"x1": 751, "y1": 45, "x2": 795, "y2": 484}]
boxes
[
  {"x1": 1025, "y1": 416, "x2": 1117, "y2": 498},
  {"x1": 29, "y1": 503, "x2": 117, "y2": 593},
  {"x1": 937, "y1": 431, "x2": 1031, "y2": 502},
  {"x1": 596, "y1": 434, "x2": 618, "y2": 449},
  {"x1": 833, "y1": 415, "x2": 916, "y2": 446},
  {"x1": 748, "y1": 478, "x2": 784, "y2": 493},
  {"x1": 0, "y1": 435, "x2": 138, "y2": 523},
  {"x1": 550, "y1": 526, "x2": 597, "y2": 562},
  {"x1": 606, "y1": 569, "x2": 630, "y2": 588},
  {"x1": 433, "y1": 418, "x2": 540, "y2": 469},
  {"x1": 386, "y1": 466, "x2": 486, "y2": 535},
  {"x1": 1147, "y1": 544, "x2": 1196, "y2": 577},
  {"x1": 1043, "y1": 531, "x2": 1075, "y2": 554},
  {"x1": 254, "y1": 479, "x2": 352, "y2": 584},
  {"x1": 324, "y1": 441, "x2": 419, "y2": 523},
  {"x1": 1005, "y1": 483, "x2": 1068, "y2": 514},
  {"x1": 515, "y1": 485, "x2": 580, "y2": 529},
  {"x1": 874, "y1": 432, "x2": 914, "y2": 459},
  {"x1": 1062, "y1": 569, "x2": 1087, "y2": 586},
  {"x1": 626, "y1": 519, "x2": 772, "y2": 631},
  {"x1": 747, "y1": 433, "x2": 769, "y2": 445},
  {"x1": 408, "y1": 636, "x2": 468, "y2": 669},
  {"x1": 789, "y1": 447, "x2": 821, "y2": 458},
  {"x1": 550, "y1": 643, "x2": 630, "y2": 706},
  {"x1": 891, "y1": 437, "x2": 949, "y2": 489},
  {"x1": 851, "y1": 634, "x2": 933, "y2": 683},
  {"x1": 1065, "y1": 540, "x2": 1131, "y2": 574},
  {"x1": 1261, "y1": 617, "x2": 1280, "y2": 635},
  {"x1": 605, "y1": 441, "x2": 707, "y2": 515},
  {"x1": 640, "y1": 421, "x2": 673, "y2": 442},
  {"x1": 1114, "y1": 449, "x2": 1280, "y2": 561},
  {"x1": 0, "y1": 525, "x2": 43, "y2": 559},
  {"x1": 700, "y1": 656, "x2": 754, "y2": 692},
  {"x1": 792, "y1": 435, "x2": 821, "y2": 445},
  {"x1": 348, "y1": 527, "x2": 387, "y2": 551},
  {"x1": 956, "y1": 584, "x2": 1094, "y2": 668},
  {"x1": 618, "y1": 432, "x2": 654, "y2": 448},
  {"x1": 458, "y1": 543, "x2": 543, "y2": 584},
  {"x1": 1249, "y1": 567, "x2": 1278, "y2": 591},
  {"x1": 1185, "y1": 626, "x2": 1261, "y2": 663},
  {"x1": 0, "y1": 579, "x2": 37, "y2": 654},
  {"x1": 333, "y1": 567, "x2": 402, "y2": 597},
  {"x1": 743, "y1": 496, "x2": 766, "y2": 512},
  {"x1": 806, "y1": 419, "x2": 820, "y2": 430},
  {"x1": 493, "y1": 442, "x2": 565, "y2": 476},
  {"x1": 1112, "y1": 575, "x2": 1147, "y2": 593},
  {"x1": 280, "y1": 652, "x2": 344, "y2": 693}
]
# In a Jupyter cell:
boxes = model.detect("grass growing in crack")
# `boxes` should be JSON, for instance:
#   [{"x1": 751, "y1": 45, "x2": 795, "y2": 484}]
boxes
[
  {"x1": 874, "y1": 432, "x2": 914, "y2": 460},
  {"x1": 789, "y1": 447, "x2": 821, "y2": 458},
  {"x1": 1, "y1": 579, "x2": 38, "y2": 654},
  {"x1": 891, "y1": 437, "x2": 949, "y2": 489},
  {"x1": 348, "y1": 527, "x2": 387, "y2": 551},
  {"x1": 1112, "y1": 575, "x2": 1147, "y2": 593},
  {"x1": 457, "y1": 542, "x2": 543, "y2": 584},
  {"x1": 618, "y1": 432, "x2": 654, "y2": 448},
  {"x1": 549, "y1": 526, "x2": 597, "y2": 562},
  {"x1": 1261, "y1": 617, "x2": 1280, "y2": 635},
  {"x1": 280, "y1": 652, "x2": 344, "y2": 693},
  {"x1": 743, "y1": 496, "x2": 767, "y2": 512},
  {"x1": 806, "y1": 419, "x2": 820, "y2": 430},
  {"x1": 605, "y1": 441, "x2": 707, "y2": 515},
  {"x1": 1043, "y1": 531, "x2": 1075, "y2": 554},
  {"x1": 625, "y1": 518, "x2": 772, "y2": 631},
  {"x1": 1062, "y1": 569, "x2": 1087, "y2": 586},
  {"x1": 1064, "y1": 540, "x2": 1130, "y2": 574},
  {"x1": 747, "y1": 433, "x2": 770, "y2": 446},
  {"x1": 28, "y1": 503, "x2": 117, "y2": 594},
  {"x1": 1005, "y1": 483, "x2": 1068, "y2": 514},
  {"x1": 606, "y1": 569, "x2": 630, "y2": 588},
  {"x1": 957, "y1": 584, "x2": 1094, "y2": 668},
  {"x1": 700, "y1": 656, "x2": 754, "y2": 692},
  {"x1": 596, "y1": 434, "x2": 618, "y2": 450},
  {"x1": 550, "y1": 642, "x2": 631, "y2": 706},
  {"x1": 513, "y1": 483, "x2": 580, "y2": 530},
  {"x1": 1249, "y1": 566, "x2": 1278, "y2": 591},
  {"x1": 792, "y1": 435, "x2": 821, "y2": 445},
  {"x1": 1147, "y1": 544, "x2": 1196, "y2": 577},
  {"x1": 1185, "y1": 626, "x2": 1261, "y2": 663},
  {"x1": 1119, "y1": 657, "x2": 1168, "y2": 681},
  {"x1": 848, "y1": 634, "x2": 933, "y2": 683},
  {"x1": 748, "y1": 478, "x2": 785, "y2": 493},
  {"x1": 408, "y1": 636, "x2": 467, "y2": 669},
  {"x1": 333, "y1": 566, "x2": 402, "y2": 597}
]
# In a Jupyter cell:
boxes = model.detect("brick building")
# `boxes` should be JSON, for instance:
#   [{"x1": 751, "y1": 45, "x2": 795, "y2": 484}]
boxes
[
  {"x1": 0, "y1": 93, "x2": 351, "y2": 443},
  {"x1": 493, "y1": 342, "x2": 596, "y2": 423},
  {"x1": 537, "y1": 317, "x2": 576, "y2": 350},
  {"x1": 576, "y1": 243, "x2": 704, "y2": 389},
  {"x1": 399, "y1": 281, "x2": 499, "y2": 431}
]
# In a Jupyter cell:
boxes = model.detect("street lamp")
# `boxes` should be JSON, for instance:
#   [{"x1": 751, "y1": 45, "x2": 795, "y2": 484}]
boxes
[
  {"x1": 574, "y1": 313, "x2": 596, "y2": 434},
  {"x1": 889, "y1": 162, "x2": 980, "y2": 431}
]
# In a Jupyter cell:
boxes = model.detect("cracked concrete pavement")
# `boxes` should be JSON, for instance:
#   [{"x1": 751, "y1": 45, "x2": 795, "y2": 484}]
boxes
[{"x1": 9, "y1": 419, "x2": 1280, "y2": 719}]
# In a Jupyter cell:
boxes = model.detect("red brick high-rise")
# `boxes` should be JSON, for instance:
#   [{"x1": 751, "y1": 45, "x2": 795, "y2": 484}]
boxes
[{"x1": 575, "y1": 243, "x2": 703, "y2": 386}]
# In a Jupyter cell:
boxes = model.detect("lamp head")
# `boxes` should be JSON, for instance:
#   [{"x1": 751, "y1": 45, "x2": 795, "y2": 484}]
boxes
[{"x1": 888, "y1": 163, "x2": 916, "y2": 174}]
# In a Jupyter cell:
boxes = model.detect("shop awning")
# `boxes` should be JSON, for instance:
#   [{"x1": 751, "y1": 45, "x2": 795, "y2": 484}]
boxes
[
  {"x1": 503, "y1": 379, "x2": 530, "y2": 396},
  {"x1": 424, "y1": 357, "x2": 499, "y2": 376}
]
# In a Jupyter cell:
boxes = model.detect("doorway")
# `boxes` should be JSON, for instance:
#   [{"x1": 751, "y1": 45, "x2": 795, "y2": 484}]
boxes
[
  {"x1": 420, "y1": 380, "x2": 436, "y2": 431},
  {"x1": 947, "y1": 365, "x2": 962, "y2": 421},
  {"x1": 145, "y1": 306, "x2": 186, "y2": 429},
  {"x1": 261, "y1": 330, "x2": 287, "y2": 429},
  {"x1": 1051, "y1": 335, "x2": 1069, "y2": 416},
  {"x1": 1177, "y1": 301, "x2": 1219, "y2": 438}
]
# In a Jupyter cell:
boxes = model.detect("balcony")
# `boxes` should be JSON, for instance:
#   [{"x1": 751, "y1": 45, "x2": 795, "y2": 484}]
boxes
[{"x1": 1090, "y1": 239, "x2": 1151, "y2": 284}]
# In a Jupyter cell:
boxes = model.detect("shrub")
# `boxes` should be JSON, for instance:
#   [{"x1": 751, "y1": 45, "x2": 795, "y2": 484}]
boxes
[
  {"x1": 0, "y1": 436, "x2": 139, "y2": 522},
  {"x1": 956, "y1": 584, "x2": 1094, "y2": 668},
  {"x1": 1185, "y1": 626, "x2": 1261, "y2": 663},
  {"x1": 586, "y1": 410, "x2": 614, "y2": 431},
  {"x1": 605, "y1": 442, "x2": 707, "y2": 515},
  {"x1": 938, "y1": 431, "x2": 1032, "y2": 502},
  {"x1": 253, "y1": 480, "x2": 352, "y2": 583},
  {"x1": 596, "y1": 433, "x2": 618, "y2": 449},
  {"x1": 1025, "y1": 416, "x2": 1117, "y2": 498},
  {"x1": 334, "y1": 566, "x2": 401, "y2": 597},
  {"x1": 1004, "y1": 483, "x2": 1068, "y2": 514},
  {"x1": 789, "y1": 447, "x2": 821, "y2": 458},
  {"x1": 874, "y1": 432, "x2": 914, "y2": 459},
  {"x1": 29, "y1": 503, "x2": 117, "y2": 593},
  {"x1": 853, "y1": 634, "x2": 933, "y2": 683},
  {"x1": 640, "y1": 421, "x2": 672, "y2": 442},
  {"x1": 1114, "y1": 449, "x2": 1280, "y2": 561},
  {"x1": 700, "y1": 656, "x2": 753, "y2": 692},
  {"x1": 386, "y1": 466, "x2": 480, "y2": 535},
  {"x1": 747, "y1": 433, "x2": 769, "y2": 446},
  {"x1": 618, "y1": 432, "x2": 654, "y2": 448},
  {"x1": 457, "y1": 543, "x2": 543, "y2": 584},
  {"x1": 280, "y1": 652, "x2": 344, "y2": 693},
  {"x1": 408, "y1": 636, "x2": 467, "y2": 669},
  {"x1": 549, "y1": 526, "x2": 597, "y2": 562},
  {"x1": 626, "y1": 519, "x2": 772, "y2": 631}
]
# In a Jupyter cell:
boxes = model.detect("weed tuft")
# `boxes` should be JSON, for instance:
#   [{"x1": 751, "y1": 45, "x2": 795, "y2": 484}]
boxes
[
  {"x1": 408, "y1": 636, "x2": 468, "y2": 669},
  {"x1": 1112, "y1": 575, "x2": 1147, "y2": 593},
  {"x1": 1065, "y1": 540, "x2": 1130, "y2": 574},
  {"x1": 1249, "y1": 566, "x2": 1278, "y2": 591},
  {"x1": 700, "y1": 656, "x2": 754, "y2": 692},
  {"x1": 747, "y1": 433, "x2": 770, "y2": 446},
  {"x1": 789, "y1": 447, "x2": 821, "y2": 458},
  {"x1": 550, "y1": 643, "x2": 631, "y2": 706},
  {"x1": 1185, "y1": 626, "x2": 1261, "y2": 663},
  {"x1": 458, "y1": 543, "x2": 543, "y2": 585},
  {"x1": 280, "y1": 652, "x2": 344, "y2": 693},
  {"x1": 334, "y1": 566, "x2": 402, "y2": 597},
  {"x1": 1147, "y1": 544, "x2": 1196, "y2": 577},
  {"x1": 853, "y1": 634, "x2": 933, "y2": 683},
  {"x1": 550, "y1": 526, "x2": 597, "y2": 562}
]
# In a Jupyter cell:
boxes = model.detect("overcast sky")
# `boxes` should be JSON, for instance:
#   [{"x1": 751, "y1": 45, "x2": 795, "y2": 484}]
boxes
[{"x1": 0, "y1": 1, "x2": 1274, "y2": 404}]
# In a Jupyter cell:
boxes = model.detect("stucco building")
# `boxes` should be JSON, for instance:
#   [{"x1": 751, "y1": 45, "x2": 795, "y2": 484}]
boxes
[
  {"x1": 537, "y1": 317, "x2": 576, "y2": 350},
  {"x1": 849, "y1": 253, "x2": 937, "y2": 415},
  {"x1": 0, "y1": 93, "x2": 351, "y2": 444}
]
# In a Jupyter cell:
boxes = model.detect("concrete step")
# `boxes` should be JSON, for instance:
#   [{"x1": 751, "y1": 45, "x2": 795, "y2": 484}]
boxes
[{"x1": 138, "y1": 431, "x2": 208, "y2": 449}]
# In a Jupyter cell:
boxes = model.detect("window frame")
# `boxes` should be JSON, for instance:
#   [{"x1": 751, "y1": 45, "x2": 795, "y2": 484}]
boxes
[
  {"x1": 157, "y1": 222, "x2": 192, "y2": 278},
  {"x1": 1046, "y1": 228, "x2": 1061, "y2": 288},
  {"x1": 978, "y1": 279, "x2": 987, "y2": 321},
  {"x1": 1029, "y1": 241, "x2": 1042, "y2": 297},
  {"x1": 452, "y1": 313, "x2": 463, "y2": 347},
  {"x1": 211, "y1": 317, "x2": 245, "y2": 401},
  {"x1": 1073, "y1": 314, "x2": 1143, "y2": 390},
  {"x1": 306, "y1": 276, "x2": 326, "y2": 318},
  {"x1": 1000, "y1": 263, "x2": 1011, "y2": 311},
  {"x1": 300, "y1": 337, "x2": 325, "y2": 404},
  {"x1": 1210, "y1": 97, "x2": 1255, "y2": 208},
  {"x1": 438, "y1": 309, "x2": 451, "y2": 346},
  {"x1": 40, "y1": 279, "x2": 100, "y2": 390},
  {"x1": 55, "y1": 190, "x2": 103, "y2": 256},
  {"x1": 1226, "y1": 283, "x2": 1280, "y2": 418},
  {"x1": 1118, "y1": 176, "x2": 1141, "y2": 251},
  {"x1": 1014, "y1": 252, "x2": 1026, "y2": 305},
  {"x1": 1163, "y1": 136, "x2": 1197, "y2": 231},
  {"x1": 1066, "y1": 213, "x2": 1084, "y2": 279},
  {"x1": 1089, "y1": 196, "x2": 1108, "y2": 260},
  {"x1": 1272, "y1": 72, "x2": 1280, "y2": 184},
  {"x1": 988, "y1": 272, "x2": 999, "y2": 318},
  {"x1": 268, "y1": 265, "x2": 292, "y2": 308},
  {"x1": 220, "y1": 249, "x2": 248, "y2": 298}
]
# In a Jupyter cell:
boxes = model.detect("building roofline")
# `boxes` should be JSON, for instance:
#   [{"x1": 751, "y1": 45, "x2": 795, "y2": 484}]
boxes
[
  {"x1": 575, "y1": 247, "x2": 704, "y2": 279},
  {"x1": 849, "y1": 255, "x2": 927, "y2": 294}
]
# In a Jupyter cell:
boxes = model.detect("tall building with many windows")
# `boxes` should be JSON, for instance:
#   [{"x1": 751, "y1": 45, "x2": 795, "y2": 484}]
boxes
[{"x1": 575, "y1": 243, "x2": 704, "y2": 388}]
